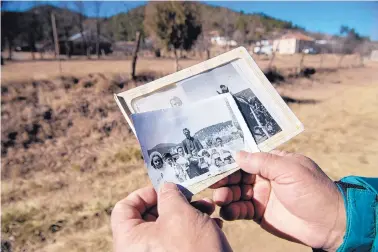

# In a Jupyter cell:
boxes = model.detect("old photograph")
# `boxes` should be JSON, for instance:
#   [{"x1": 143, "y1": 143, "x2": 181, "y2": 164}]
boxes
[
  {"x1": 132, "y1": 84, "x2": 189, "y2": 112},
  {"x1": 177, "y1": 61, "x2": 282, "y2": 144},
  {"x1": 131, "y1": 94, "x2": 257, "y2": 190}
]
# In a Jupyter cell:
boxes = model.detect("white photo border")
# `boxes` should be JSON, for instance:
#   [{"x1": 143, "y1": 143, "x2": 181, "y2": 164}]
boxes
[{"x1": 116, "y1": 46, "x2": 304, "y2": 153}]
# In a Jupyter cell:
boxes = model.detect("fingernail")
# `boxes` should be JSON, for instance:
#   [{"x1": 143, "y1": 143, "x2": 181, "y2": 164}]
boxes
[
  {"x1": 159, "y1": 182, "x2": 178, "y2": 193},
  {"x1": 202, "y1": 197, "x2": 214, "y2": 204}
]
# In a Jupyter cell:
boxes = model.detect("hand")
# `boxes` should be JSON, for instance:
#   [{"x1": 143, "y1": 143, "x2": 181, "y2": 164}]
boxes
[
  {"x1": 111, "y1": 183, "x2": 232, "y2": 252},
  {"x1": 211, "y1": 150, "x2": 346, "y2": 251}
]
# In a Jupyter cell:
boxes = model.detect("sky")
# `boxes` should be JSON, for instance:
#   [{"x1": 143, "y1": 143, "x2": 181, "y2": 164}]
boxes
[{"x1": 2, "y1": 1, "x2": 378, "y2": 40}]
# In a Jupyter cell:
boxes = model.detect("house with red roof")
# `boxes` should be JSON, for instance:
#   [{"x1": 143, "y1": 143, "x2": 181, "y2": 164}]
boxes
[{"x1": 273, "y1": 32, "x2": 316, "y2": 54}]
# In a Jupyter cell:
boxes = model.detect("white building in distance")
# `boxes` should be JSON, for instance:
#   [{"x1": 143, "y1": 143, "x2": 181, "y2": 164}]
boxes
[
  {"x1": 210, "y1": 36, "x2": 237, "y2": 47},
  {"x1": 273, "y1": 32, "x2": 315, "y2": 54},
  {"x1": 209, "y1": 30, "x2": 237, "y2": 47},
  {"x1": 371, "y1": 50, "x2": 378, "y2": 61}
]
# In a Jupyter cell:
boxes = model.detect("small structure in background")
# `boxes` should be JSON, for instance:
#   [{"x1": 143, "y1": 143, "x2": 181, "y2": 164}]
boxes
[
  {"x1": 209, "y1": 30, "x2": 237, "y2": 47},
  {"x1": 112, "y1": 38, "x2": 154, "y2": 57},
  {"x1": 273, "y1": 32, "x2": 315, "y2": 54},
  {"x1": 370, "y1": 50, "x2": 378, "y2": 62},
  {"x1": 59, "y1": 30, "x2": 113, "y2": 56},
  {"x1": 253, "y1": 40, "x2": 273, "y2": 55}
]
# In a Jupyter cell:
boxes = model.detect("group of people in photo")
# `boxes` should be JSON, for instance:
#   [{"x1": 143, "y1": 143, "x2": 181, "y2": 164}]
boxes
[{"x1": 149, "y1": 128, "x2": 236, "y2": 186}]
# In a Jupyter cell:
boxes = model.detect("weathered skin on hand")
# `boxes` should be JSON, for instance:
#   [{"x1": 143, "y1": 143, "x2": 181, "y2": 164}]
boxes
[
  {"x1": 111, "y1": 183, "x2": 232, "y2": 252},
  {"x1": 212, "y1": 150, "x2": 346, "y2": 252}
]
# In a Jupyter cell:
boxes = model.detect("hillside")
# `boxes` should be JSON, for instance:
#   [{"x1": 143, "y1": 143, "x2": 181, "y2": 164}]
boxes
[
  {"x1": 147, "y1": 143, "x2": 177, "y2": 157},
  {"x1": 2, "y1": 1, "x2": 303, "y2": 49},
  {"x1": 107, "y1": 2, "x2": 301, "y2": 41}
]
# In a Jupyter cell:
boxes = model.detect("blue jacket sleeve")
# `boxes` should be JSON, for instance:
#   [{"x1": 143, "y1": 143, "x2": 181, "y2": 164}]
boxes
[{"x1": 335, "y1": 176, "x2": 378, "y2": 252}]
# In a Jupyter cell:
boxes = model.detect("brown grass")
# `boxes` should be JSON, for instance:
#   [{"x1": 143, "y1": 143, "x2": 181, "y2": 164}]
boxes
[
  {"x1": 1, "y1": 55, "x2": 378, "y2": 252},
  {"x1": 1, "y1": 53, "x2": 373, "y2": 83}
]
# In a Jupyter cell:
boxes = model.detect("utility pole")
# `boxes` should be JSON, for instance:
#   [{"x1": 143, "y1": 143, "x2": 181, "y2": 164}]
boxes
[
  {"x1": 51, "y1": 13, "x2": 62, "y2": 73},
  {"x1": 131, "y1": 31, "x2": 142, "y2": 80}
]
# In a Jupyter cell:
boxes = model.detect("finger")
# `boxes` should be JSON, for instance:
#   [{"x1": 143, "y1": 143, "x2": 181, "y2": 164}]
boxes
[
  {"x1": 241, "y1": 184, "x2": 254, "y2": 200},
  {"x1": 236, "y1": 151, "x2": 297, "y2": 181},
  {"x1": 191, "y1": 198, "x2": 216, "y2": 216},
  {"x1": 220, "y1": 201, "x2": 255, "y2": 221},
  {"x1": 213, "y1": 185, "x2": 241, "y2": 206},
  {"x1": 209, "y1": 177, "x2": 229, "y2": 189},
  {"x1": 143, "y1": 213, "x2": 157, "y2": 222},
  {"x1": 228, "y1": 170, "x2": 242, "y2": 185},
  {"x1": 158, "y1": 182, "x2": 191, "y2": 217},
  {"x1": 241, "y1": 171, "x2": 256, "y2": 184},
  {"x1": 111, "y1": 186, "x2": 157, "y2": 232},
  {"x1": 270, "y1": 149, "x2": 290, "y2": 156},
  {"x1": 212, "y1": 217, "x2": 223, "y2": 229},
  {"x1": 209, "y1": 170, "x2": 242, "y2": 189},
  {"x1": 213, "y1": 187, "x2": 233, "y2": 206},
  {"x1": 148, "y1": 206, "x2": 158, "y2": 218}
]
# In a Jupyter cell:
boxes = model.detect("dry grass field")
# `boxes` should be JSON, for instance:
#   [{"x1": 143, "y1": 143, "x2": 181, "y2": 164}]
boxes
[
  {"x1": 1, "y1": 54, "x2": 378, "y2": 252},
  {"x1": 1, "y1": 53, "x2": 365, "y2": 83}
]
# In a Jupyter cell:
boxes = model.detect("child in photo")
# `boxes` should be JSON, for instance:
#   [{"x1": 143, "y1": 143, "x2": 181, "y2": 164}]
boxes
[
  {"x1": 162, "y1": 153, "x2": 187, "y2": 182},
  {"x1": 175, "y1": 146, "x2": 190, "y2": 179},
  {"x1": 200, "y1": 149, "x2": 218, "y2": 174},
  {"x1": 149, "y1": 152, "x2": 165, "y2": 187},
  {"x1": 210, "y1": 148, "x2": 225, "y2": 170},
  {"x1": 198, "y1": 149, "x2": 211, "y2": 174},
  {"x1": 187, "y1": 149, "x2": 204, "y2": 178}
]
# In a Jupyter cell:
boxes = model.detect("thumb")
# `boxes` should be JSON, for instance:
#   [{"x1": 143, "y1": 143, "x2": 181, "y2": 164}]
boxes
[
  {"x1": 158, "y1": 182, "x2": 191, "y2": 217},
  {"x1": 236, "y1": 151, "x2": 298, "y2": 181}
]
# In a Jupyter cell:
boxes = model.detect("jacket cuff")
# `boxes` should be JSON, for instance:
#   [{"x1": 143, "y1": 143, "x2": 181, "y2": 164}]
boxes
[{"x1": 335, "y1": 176, "x2": 377, "y2": 252}]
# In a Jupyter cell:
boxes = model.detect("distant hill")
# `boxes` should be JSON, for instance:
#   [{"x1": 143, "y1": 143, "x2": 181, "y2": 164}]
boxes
[
  {"x1": 194, "y1": 121, "x2": 233, "y2": 142},
  {"x1": 147, "y1": 143, "x2": 178, "y2": 157},
  {"x1": 1, "y1": 1, "x2": 306, "y2": 50},
  {"x1": 106, "y1": 2, "x2": 302, "y2": 42}
]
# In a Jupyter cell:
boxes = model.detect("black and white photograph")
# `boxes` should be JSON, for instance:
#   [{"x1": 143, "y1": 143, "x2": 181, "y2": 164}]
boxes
[
  {"x1": 131, "y1": 94, "x2": 257, "y2": 190},
  {"x1": 177, "y1": 61, "x2": 282, "y2": 144},
  {"x1": 132, "y1": 84, "x2": 188, "y2": 112}
]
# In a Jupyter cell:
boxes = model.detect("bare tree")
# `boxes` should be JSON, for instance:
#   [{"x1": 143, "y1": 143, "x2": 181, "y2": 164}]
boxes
[
  {"x1": 28, "y1": 1, "x2": 39, "y2": 60},
  {"x1": 94, "y1": 2, "x2": 102, "y2": 59},
  {"x1": 195, "y1": 33, "x2": 211, "y2": 60},
  {"x1": 354, "y1": 40, "x2": 371, "y2": 67},
  {"x1": 318, "y1": 48, "x2": 325, "y2": 69},
  {"x1": 297, "y1": 52, "x2": 305, "y2": 74},
  {"x1": 268, "y1": 40, "x2": 279, "y2": 69},
  {"x1": 232, "y1": 30, "x2": 245, "y2": 45},
  {"x1": 221, "y1": 9, "x2": 233, "y2": 41},
  {"x1": 51, "y1": 13, "x2": 62, "y2": 72},
  {"x1": 196, "y1": 6, "x2": 212, "y2": 59},
  {"x1": 75, "y1": 1, "x2": 88, "y2": 57},
  {"x1": 59, "y1": 2, "x2": 74, "y2": 59},
  {"x1": 2, "y1": 1, "x2": 22, "y2": 61},
  {"x1": 131, "y1": 31, "x2": 142, "y2": 80},
  {"x1": 336, "y1": 25, "x2": 365, "y2": 69}
]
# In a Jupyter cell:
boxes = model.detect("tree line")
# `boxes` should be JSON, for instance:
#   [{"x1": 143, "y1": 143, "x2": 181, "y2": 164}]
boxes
[{"x1": 2, "y1": 2, "x2": 375, "y2": 74}]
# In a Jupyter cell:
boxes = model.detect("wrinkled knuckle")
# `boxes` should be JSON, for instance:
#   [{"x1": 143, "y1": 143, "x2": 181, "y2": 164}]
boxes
[
  {"x1": 232, "y1": 186, "x2": 241, "y2": 201},
  {"x1": 264, "y1": 153, "x2": 277, "y2": 164},
  {"x1": 258, "y1": 153, "x2": 276, "y2": 175},
  {"x1": 194, "y1": 211, "x2": 213, "y2": 230}
]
